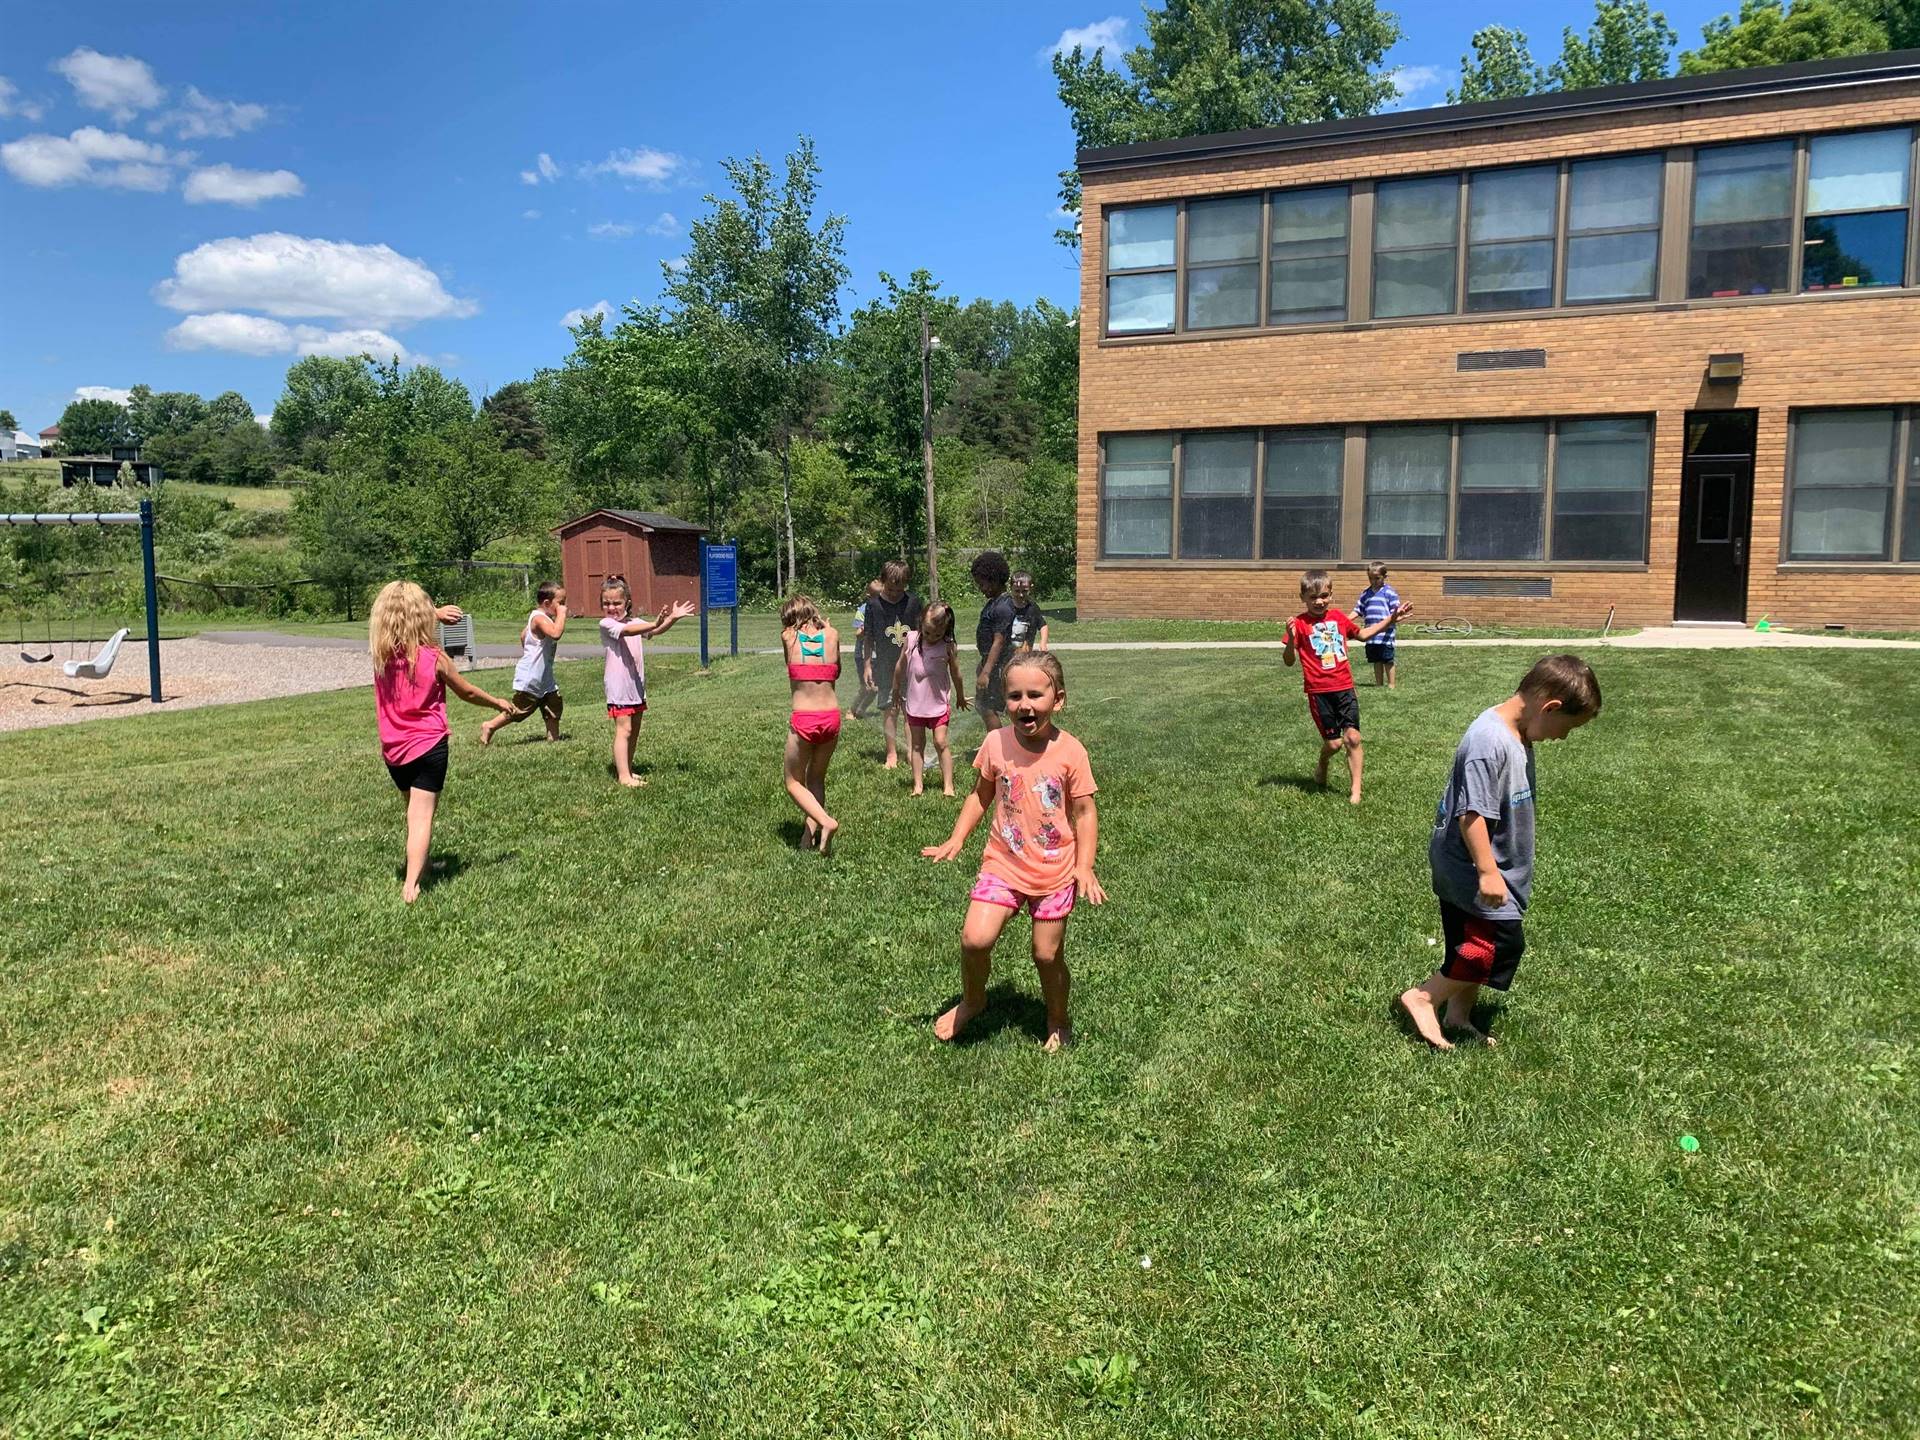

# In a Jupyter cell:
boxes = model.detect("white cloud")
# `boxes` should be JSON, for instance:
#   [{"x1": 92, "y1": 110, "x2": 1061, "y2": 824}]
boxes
[
  {"x1": 0, "y1": 127, "x2": 187, "y2": 189},
  {"x1": 73, "y1": 386, "x2": 132, "y2": 405},
  {"x1": 589, "y1": 146, "x2": 687, "y2": 186},
  {"x1": 151, "y1": 85, "x2": 269, "y2": 140},
  {"x1": 1047, "y1": 17, "x2": 1128, "y2": 62},
  {"x1": 183, "y1": 164, "x2": 304, "y2": 206},
  {"x1": 1387, "y1": 65, "x2": 1449, "y2": 108},
  {"x1": 153, "y1": 233, "x2": 478, "y2": 327},
  {"x1": 520, "y1": 151, "x2": 559, "y2": 185},
  {"x1": 0, "y1": 77, "x2": 46, "y2": 122},
  {"x1": 165, "y1": 311, "x2": 412, "y2": 361},
  {"x1": 665, "y1": 256, "x2": 688, "y2": 272},
  {"x1": 52, "y1": 48, "x2": 165, "y2": 122},
  {"x1": 561, "y1": 299, "x2": 615, "y2": 329},
  {"x1": 521, "y1": 208, "x2": 540, "y2": 220},
  {"x1": 645, "y1": 211, "x2": 678, "y2": 237},
  {"x1": 588, "y1": 220, "x2": 634, "y2": 239}
]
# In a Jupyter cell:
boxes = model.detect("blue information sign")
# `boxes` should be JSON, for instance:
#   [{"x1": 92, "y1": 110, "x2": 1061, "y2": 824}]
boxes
[{"x1": 703, "y1": 543, "x2": 739, "y2": 609}]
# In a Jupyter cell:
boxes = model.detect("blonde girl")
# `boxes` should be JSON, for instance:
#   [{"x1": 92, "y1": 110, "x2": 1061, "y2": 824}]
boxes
[
  {"x1": 892, "y1": 600, "x2": 969, "y2": 796},
  {"x1": 781, "y1": 593, "x2": 842, "y2": 853},
  {"x1": 599, "y1": 575, "x2": 697, "y2": 788},
  {"x1": 369, "y1": 580, "x2": 514, "y2": 903}
]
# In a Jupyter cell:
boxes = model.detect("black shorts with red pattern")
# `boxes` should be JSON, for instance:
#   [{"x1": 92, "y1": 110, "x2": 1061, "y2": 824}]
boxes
[
  {"x1": 1306, "y1": 687, "x2": 1361, "y2": 740},
  {"x1": 1438, "y1": 898, "x2": 1527, "y2": 991}
]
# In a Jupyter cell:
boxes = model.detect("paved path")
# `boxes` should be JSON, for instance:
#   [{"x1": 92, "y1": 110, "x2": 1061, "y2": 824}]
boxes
[{"x1": 197, "y1": 625, "x2": 1920, "y2": 656}]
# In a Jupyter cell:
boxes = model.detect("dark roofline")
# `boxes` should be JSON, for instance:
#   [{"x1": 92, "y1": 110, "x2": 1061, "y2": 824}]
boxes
[
  {"x1": 1079, "y1": 49, "x2": 1920, "y2": 175},
  {"x1": 553, "y1": 508, "x2": 709, "y2": 536}
]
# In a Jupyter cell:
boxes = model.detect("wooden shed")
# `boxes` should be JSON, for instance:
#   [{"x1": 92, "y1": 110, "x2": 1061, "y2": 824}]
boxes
[{"x1": 554, "y1": 509, "x2": 708, "y2": 614}]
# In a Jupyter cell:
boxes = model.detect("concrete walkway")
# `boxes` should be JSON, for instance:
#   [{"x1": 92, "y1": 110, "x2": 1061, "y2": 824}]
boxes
[{"x1": 195, "y1": 630, "x2": 775, "y2": 658}]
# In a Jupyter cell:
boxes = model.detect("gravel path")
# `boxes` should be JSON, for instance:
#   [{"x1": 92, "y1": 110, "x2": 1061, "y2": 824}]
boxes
[{"x1": 0, "y1": 638, "x2": 509, "y2": 734}]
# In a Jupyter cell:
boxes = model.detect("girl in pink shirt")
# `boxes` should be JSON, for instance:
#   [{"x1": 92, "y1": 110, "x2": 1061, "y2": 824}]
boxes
[
  {"x1": 892, "y1": 601, "x2": 969, "y2": 797},
  {"x1": 369, "y1": 581, "x2": 513, "y2": 903},
  {"x1": 598, "y1": 575, "x2": 696, "y2": 789}
]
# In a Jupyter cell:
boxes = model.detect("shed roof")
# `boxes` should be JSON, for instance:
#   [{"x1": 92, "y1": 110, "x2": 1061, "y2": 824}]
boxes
[
  {"x1": 1078, "y1": 49, "x2": 1920, "y2": 175},
  {"x1": 553, "y1": 508, "x2": 708, "y2": 536}
]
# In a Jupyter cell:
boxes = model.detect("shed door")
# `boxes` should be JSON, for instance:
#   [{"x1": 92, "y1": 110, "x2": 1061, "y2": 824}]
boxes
[{"x1": 583, "y1": 536, "x2": 609, "y2": 603}]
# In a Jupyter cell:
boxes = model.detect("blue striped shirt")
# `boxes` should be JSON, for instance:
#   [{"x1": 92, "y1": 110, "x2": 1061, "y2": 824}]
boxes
[{"x1": 1356, "y1": 584, "x2": 1400, "y2": 642}]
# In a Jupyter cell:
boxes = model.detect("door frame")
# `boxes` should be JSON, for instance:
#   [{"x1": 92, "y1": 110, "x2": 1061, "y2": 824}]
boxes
[{"x1": 1674, "y1": 410, "x2": 1757, "y2": 623}]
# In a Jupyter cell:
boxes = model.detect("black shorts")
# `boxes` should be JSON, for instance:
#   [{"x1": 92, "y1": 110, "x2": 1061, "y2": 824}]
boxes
[
  {"x1": 1439, "y1": 899, "x2": 1526, "y2": 991},
  {"x1": 1364, "y1": 640, "x2": 1396, "y2": 666},
  {"x1": 977, "y1": 664, "x2": 1006, "y2": 716},
  {"x1": 386, "y1": 736, "x2": 449, "y2": 794},
  {"x1": 869, "y1": 651, "x2": 904, "y2": 708},
  {"x1": 1306, "y1": 687, "x2": 1361, "y2": 740}
]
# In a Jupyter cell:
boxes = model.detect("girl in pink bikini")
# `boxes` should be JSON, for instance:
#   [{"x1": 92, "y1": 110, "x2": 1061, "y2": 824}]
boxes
[{"x1": 781, "y1": 594, "x2": 842, "y2": 853}]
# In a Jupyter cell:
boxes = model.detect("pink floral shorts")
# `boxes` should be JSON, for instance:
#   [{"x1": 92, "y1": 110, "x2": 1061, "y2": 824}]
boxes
[{"x1": 969, "y1": 871, "x2": 1076, "y2": 921}]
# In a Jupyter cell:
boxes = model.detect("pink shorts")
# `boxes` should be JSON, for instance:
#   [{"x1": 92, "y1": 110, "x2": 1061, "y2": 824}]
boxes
[
  {"x1": 970, "y1": 871, "x2": 1076, "y2": 921},
  {"x1": 607, "y1": 703, "x2": 645, "y2": 718},
  {"x1": 789, "y1": 708, "x2": 842, "y2": 745},
  {"x1": 907, "y1": 709, "x2": 950, "y2": 730}
]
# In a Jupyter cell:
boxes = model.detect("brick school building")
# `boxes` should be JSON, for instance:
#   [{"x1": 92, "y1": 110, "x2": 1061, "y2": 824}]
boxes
[{"x1": 1076, "y1": 52, "x2": 1920, "y2": 630}]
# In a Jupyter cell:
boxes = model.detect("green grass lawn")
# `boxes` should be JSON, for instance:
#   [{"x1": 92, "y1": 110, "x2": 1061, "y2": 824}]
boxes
[{"x1": 2, "y1": 648, "x2": 1916, "y2": 1436}]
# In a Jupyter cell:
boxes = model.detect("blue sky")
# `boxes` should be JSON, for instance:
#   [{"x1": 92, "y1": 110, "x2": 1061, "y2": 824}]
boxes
[{"x1": 1, "y1": 0, "x2": 1736, "y2": 433}]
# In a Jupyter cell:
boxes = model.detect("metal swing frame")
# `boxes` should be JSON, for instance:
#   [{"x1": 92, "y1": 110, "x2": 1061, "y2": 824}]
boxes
[{"x1": 0, "y1": 499, "x2": 163, "y2": 703}]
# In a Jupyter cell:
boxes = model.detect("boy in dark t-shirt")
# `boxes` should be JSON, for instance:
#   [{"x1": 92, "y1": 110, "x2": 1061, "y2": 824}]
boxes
[
  {"x1": 862, "y1": 559, "x2": 924, "y2": 767},
  {"x1": 1007, "y1": 570, "x2": 1049, "y2": 655},
  {"x1": 1281, "y1": 568, "x2": 1410, "y2": 805},
  {"x1": 971, "y1": 551, "x2": 1015, "y2": 733}
]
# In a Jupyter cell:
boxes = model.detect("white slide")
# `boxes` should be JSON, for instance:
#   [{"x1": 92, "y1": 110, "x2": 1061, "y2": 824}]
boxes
[{"x1": 64, "y1": 628, "x2": 128, "y2": 680}]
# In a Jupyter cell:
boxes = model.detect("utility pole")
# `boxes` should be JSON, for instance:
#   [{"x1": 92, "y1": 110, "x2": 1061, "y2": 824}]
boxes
[{"x1": 920, "y1": 312, "x2": 940, "y2": 600}]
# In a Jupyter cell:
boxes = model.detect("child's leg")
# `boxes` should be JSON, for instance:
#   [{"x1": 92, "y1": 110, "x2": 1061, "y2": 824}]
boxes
[
  {"x1": 611, "y1": 714, "x2": 643, "y2": 787},
  {"x1": 1031, "y1": 915, "x2": 1071, "y2": 1049},
  {"x1": 935, "y1": 899, "x2": 1014, "y2": 1041},
  {"x1": 933, "y1": 720, "x2": 954, "y2": 795},
  {"x1": 1371, "y1": 660, "x2": 1386, "y2": 687},
  {"x1": 1343, "y1": 726, "x2": 1364, "y2": 804},
  {"x1": 1315, "y1": 736, "x2": 1340, "y2": 786},
  {"x1": 907, "y1": 722, "x2": 927, "y2": 794},
  {"x1": 806, "y1": 729, "x2": 839, "y2": 852},
  {"x1": 1387, "y1": 660, "x2": 1397, "y2": 691},
  {"x1": 625, "y1": 713, "x2": 641, "y2": 776},
  {"x1": 400, "y1": 787, "x2": 439, "y2": 903},
  {"x1": 1399, "y1": 970, "x2": 1478, "y2": 1051},
  {"x1": 541, "y1": 691, "x2": 564, "y2": 740},
  {"x1": 882, "y1": 703, "x2": 900, "y2": 766},
  {"x1": 1442, "y1": 981, "x2": 1490, "y2": 1041},
  {"x1": 480, "y1": 697, "x2": 529, "y2": 744}
]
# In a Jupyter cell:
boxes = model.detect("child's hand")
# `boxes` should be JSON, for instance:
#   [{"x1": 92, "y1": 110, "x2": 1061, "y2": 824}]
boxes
[
  {"x1": 664, "y1": 599, "x2": 697, "y2": 622},
  {"x1": 495, "y1": 696, "x2": 515, "y2": 714},
  {"x1": 1476, "y1": 869, "x2": 1509, "y2": 909},
  {"x1": 435, "y1": 604, "x2": 464, "y2": 625},
  {"x1": 1394, "y1": 601, "x2": 1415, "y2": 621},
  {"x1": 956, "y1": 694, "x2": 971, "y2": 711},
  {"x1": 921, "y1": 838, "x2": 963, "y2": 863},
  {"x1": 1077, "y1": 869, "x2": 1107, "y2": 906}
]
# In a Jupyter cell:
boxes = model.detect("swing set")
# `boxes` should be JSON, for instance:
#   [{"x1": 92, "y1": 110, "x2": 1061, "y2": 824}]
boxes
[{"x1": 2, "y1": 500, "x2": 162, "y2": 702}]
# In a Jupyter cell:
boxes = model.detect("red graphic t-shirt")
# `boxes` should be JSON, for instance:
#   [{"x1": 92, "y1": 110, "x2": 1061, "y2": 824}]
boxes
[{"x1": 1287, "y1": 610, "x2": 1361, "y2": 694}]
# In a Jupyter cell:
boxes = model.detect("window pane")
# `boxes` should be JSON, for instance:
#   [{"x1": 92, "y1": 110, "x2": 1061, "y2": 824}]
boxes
[
  {"x1": 1107, "y1": 433, "x2": 1174, "y2": 466},
  {"x1": 1906, "y1": 444, "x2": 1920, "y2": 560},
  {"x1": 1469, "y1": 166, "x2": 1556, "y2": 242},
  {"x1": 1103, "y1": 433, "x2": 1173, "y2": 558},
  {"x1": 1104, "y1": 499, "x2": 1172, "y2": 556},
  {"x1": 1178, "y1": 433, "x2": 1255, "y2": 559},
  {"x1": 1689, "y1": 218, "x2": 1792, "y2": 297},
  {"x1": 1180, "y1": 433, "x2": 1256, "y2": 495},
  {"x1": 1107, "y1": 205, "x2": 1176, "y2": 269},
  {"x1": 1272, "y1": 186, "x2": 1349, "y2": 254},
  {"x1": 1565, "y1": 230, "x2": 1659, "y2": 302},
  {"x1": 1270, "y1": 255, "x2": 1347, "y2": 323},
  {"x1": 1803, "y1": 210, "x2": 1908, "y2": 290},
  {"x1": 1186, "y1": 263, "x2": 1260, "y2": 329},
  {"x1": 1262, "y1": 429, "x2": 1344, "y2": 559},
  {"x1": 1553, "y1": 418, "x2": 1648, "y2": 562},
  {"x1": 1265, "y1": 430, "x2": 1344, "y2": 494},
  {"x1": 1376, "y1": 176, "x2": 1459, "y2": 248},
  {"x1": 1466, "y1": 240, "x2": 1553, "y2": 310},
  {"x1": 1569, "y1": 153, "x2": 1663, "y2": 231},
  {"x1": 1107, "y1": 272, "x2": 1176, "y2": 332},
  {"x1": 1459, "y1": 423, "x2": 1547, "y2": 489},
  {"x1": 1457, "y1": 493, "x2": 1545, "y2": 560},
  {"x1": 1186, "y1": 195, "x2": 1261, "y2": 263},
  {"x1": 1693, "y1": 141, "x2": 1795, "y2": 225},
  {"x1": 1374, "y1": 248, "x2": 1456, "y2": 317},
  {"x1": 1790, "y1": 487, "x2": 1888, "y2": 556},
  {"x1": 1365, "y1": 425, "x2": 1449, "y2": 559},
  {"x1": 1807, "y1": 128, "x2": 1911, "y2": 213},
  {"x1": 1103, "y1": 464, "x2": 1172, "y2": 498},
  {"x1": 1794, "y1": 409, "x2": 1895, "y2": 485}
]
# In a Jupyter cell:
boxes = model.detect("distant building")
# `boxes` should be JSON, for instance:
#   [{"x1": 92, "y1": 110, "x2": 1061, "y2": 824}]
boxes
[
  {"x1": 61, "y1": 450, "x2": 163, "y2": 487},
  {"x1": 0, "y1": 430, "x2": 44, "y2": 461},
  {"x1": 38, "y1": 424, "x2": 60, "y2": 451},
  {"x1": 554, "y1": 509, "x2": 707, "y2": 614}
]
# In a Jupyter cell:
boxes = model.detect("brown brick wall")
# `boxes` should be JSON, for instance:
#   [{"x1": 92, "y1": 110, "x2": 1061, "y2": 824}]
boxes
[{"x1": 1077, "y1": 80, "x2": 1920, "y2": 629}]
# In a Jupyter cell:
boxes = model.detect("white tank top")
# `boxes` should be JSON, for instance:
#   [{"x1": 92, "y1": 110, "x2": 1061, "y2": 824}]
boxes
[{"x1": 511, "y1": 610, "x2": 557, "y2": 695}]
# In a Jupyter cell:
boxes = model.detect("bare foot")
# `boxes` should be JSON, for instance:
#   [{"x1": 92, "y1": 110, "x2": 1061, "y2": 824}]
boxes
[
  {"x1": 478, "y1": 724, "x2": 495, "y2": 747},
  {"x1": 1043, "y1": 1025, "x2": 1074, "y2": 1052},
  {"x1": 801, "y1": 820, "x2": 817, "y2": 850},
  {"x1": 402, "y1": 880, "x2": 421, "y2": 904},
  {"x1": 1398, "y1": 988, "x2": 1455, "y2": 1050},
  {"x1": 1349, "y1": 791, "x2": 1362, "y2": 806},
  {"x1": 911, "y1": 785, "x2": 924, "y2": 796},
  {"x1": 934, "y1": 997, "x2": 984, "y2": 1042},
  {"x1": 942, "y1": 786, "x2": 955, "y2": 797},
  {"x1": 1444, "y1": 1008, "x2": 1498, "y2": 1046},
  {"x1": 619, "y1": 776, "x2": 645, "y2": 789},
  {"x1": 815, "y1": 817, "x2": 839, "y2": 855},
  {"x1": 883, "y1": 756, "x2": 899, "y2": 770}
]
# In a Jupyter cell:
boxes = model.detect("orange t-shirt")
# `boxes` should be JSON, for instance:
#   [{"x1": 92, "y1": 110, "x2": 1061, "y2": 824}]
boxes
[{"x1": 972, "y1": 726, "x2": 1098, "y2": 896}]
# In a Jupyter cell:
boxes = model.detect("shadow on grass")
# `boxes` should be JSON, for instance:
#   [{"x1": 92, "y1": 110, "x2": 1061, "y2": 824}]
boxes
[
  {"x1": 930, "y1": 983, "x2": 1050, "y2": 1047},
  {"x1": 1257, "y1": 774, "x2": 1327, "y2": 793},
  {"x1": 1383, "y1": 990, "x2": 1508, "y2": 1051},
  {"x1": 602, "y1": 761, "x2": 655, "y2": 783},
  {"x1": 396, "y1": 849, "x2": 521, "y2": 895}
]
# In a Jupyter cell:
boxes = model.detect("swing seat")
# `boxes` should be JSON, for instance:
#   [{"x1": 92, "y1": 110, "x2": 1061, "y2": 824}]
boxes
[
  {"x1": 64, "y1": 628, "x2": 128, "y2": 680},
  {"x1": 20, "y1": 648, "x2": 54, "y2": 665}
]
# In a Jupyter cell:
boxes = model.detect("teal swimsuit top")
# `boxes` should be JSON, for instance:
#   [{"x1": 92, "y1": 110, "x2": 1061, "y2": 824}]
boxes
[{"x1": 797, "y1": 631, "x2": 826, "y2": 659}]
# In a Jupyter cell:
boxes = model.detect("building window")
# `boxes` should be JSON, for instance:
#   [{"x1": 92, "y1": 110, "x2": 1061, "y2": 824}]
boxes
[
  {"x1": 1179, "y1": 431, "x2": 1258, "y2": 558},
  {"x1": 1106, "y1": 205, "x2": 1177, "y2": 334},
  {"x1": 1270, "y1": 185, "x2": 1349, "y2": 324},
  {"x1": 1553, "y1": 418, "x2": 1651, "y2": 561},
  {"x1": 1906, "y1": 429, "x2": 1920, "y2": 561},
  {"x1": 1185, "y1": 196, "x2": 1262, "y2": 330},
  {"x1": 1456, "y1": 422, "x2": 1548, "y2": 559},
  {"x1": 1466, "y1": 166, "x2": 1557, "y2": 312},
  {"x1": 1689, "y1": 140, "x2": 1795, "y2": 298},
  {"x1": 1262, "y1": 428, "x2": 1344, "y2": 558},
  {"x1": 1374, "y1": 176, "x2": 1459, "y2": 318},
  {"x1": 1102, "y1": 434, "x2": 1174, "y2": 555},
  {"x1": 1364, "y1": 425, "x2": 1451, "y2": 558},
  {"x1": 1565, "y1": 153, "x2": 1663, "y2": 303},
  {"x1": 1788, "y1": 409, "x2": 1896, "y2": 559},
  {"x1": 1803, "y1": 128, "x2": 1912, "y2": 292}
]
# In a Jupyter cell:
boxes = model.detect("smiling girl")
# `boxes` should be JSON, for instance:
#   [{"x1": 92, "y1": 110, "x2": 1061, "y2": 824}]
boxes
[
  {"x1": 921, "y1": 651, "x2": 1105, "y2": 1050},
  {"x1": 599, "y1": 575, "x2": 696, "y2": 789}
]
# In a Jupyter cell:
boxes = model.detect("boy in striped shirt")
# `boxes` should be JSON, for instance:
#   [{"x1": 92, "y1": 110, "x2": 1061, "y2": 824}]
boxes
[{"x1": 1353, "y1": 561, "x2": 1402, "y2": 689}]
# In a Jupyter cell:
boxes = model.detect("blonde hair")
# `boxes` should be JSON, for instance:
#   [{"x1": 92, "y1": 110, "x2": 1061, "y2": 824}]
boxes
[
  {"x1": 919, "y1": 600, "x2": 954, "y2": 644},
  {"x1": 1004, "y1": 649, "x2": 1065, "y2": 696},
  {"x1": 368, "y1": 580, "x2": 437, "y2": 672},
  {"x1": 781, "y1": 593, "x2": 824, "y2": 631}
]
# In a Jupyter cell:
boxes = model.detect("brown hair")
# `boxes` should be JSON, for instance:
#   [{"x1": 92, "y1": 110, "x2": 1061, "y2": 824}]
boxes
[
  {"x1": 600, "y1": 574, "x2": 631, "y2": 616},
  {"x1": 536, "y1": 580, "x2": 562, "y2": 604},
  {"x1": 1299, "y1": 568, "x2": 1332, "y2": 600},
  {"x1": 1004, "y1": 649, "x2": 1065, "y2": 696},
  {"x1": 880, "y1": 559, "x2": 910, "y2": 586},
  {"x1": 1519, "y1": 654, "x2": 1602, "y2": 716},
  {"x1": 1366, "y1": 561, "x2": 1389, "y2": 585},
  {"x1": 918, "y1": 600, "x2": 954, "y2": 644},
  {"x1": 781, "y1": 593, "x2": 824, "y2": 631}
]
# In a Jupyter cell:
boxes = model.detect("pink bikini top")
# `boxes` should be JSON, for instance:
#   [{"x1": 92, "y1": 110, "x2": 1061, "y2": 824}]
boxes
[{"x1": 787, "y1": 662, "x2": 839, "y2": 683}]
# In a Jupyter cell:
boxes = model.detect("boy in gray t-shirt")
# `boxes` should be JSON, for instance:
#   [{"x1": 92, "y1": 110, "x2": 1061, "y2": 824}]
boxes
[{"x1": 1399, "y1": 655, "x2": 1602, "y2": 1050}]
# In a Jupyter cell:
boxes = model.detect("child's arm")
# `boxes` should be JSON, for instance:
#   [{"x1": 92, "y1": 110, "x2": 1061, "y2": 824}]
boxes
[
  {"x1": 530, "y1": 605, "x2": 567, "y2": 639},
  {"x1": 977, "y1": 632, "x2": 1007, "y2": 690},
  {"x1": 1356, "y1": 602, "x2": 1415, "y2": 641},
  {"x1": 1458, "y1": 812, "x2": 1510, "y2": 909},
  {"x1": 1069, "y1": 792, "x2": 1105, "y2": 905},
  {"x1": 1281, "y1": 619, "x2": 1298, "y2": 668},
  {"x1": 434, "y1": 603, "x2": 463, "y2": 626},
  {"x1": 922, "y1": 771, "x2": 994, "y2": 861},
  {"x1": 621, "y1": 599, "x2": 698, "y2": 638},
  {"x1": 892, "y1": 648, "x2": 909, "y2": 699},
  {"x1": 436, "y1": 651, "x2": 513, "y2": 712},
  {"x1": 948, "y1": 648, "x2": 970, "y2": 709},
  {"x1": 1036, "y1": 620, "x2": 1050, "y2": 650}
]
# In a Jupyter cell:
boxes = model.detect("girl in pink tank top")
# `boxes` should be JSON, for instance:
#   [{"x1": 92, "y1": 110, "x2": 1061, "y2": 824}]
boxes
[
  {"x1": 892, "y1": 601, "x2": 970, "y2": 796},
  {"x1": 369, "y1": 581, "x2": 514, "y2": 903}
]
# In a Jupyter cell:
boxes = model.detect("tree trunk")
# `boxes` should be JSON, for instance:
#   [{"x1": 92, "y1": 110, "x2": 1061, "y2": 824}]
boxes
[{"x1": 781, "y1": 429, "x2": 797, "y2": 593}]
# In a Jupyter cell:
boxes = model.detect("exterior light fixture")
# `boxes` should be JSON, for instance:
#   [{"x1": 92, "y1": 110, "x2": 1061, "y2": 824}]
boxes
[{"x1": 1706, "y1": 352, "x2": 1744, "y2": 384}]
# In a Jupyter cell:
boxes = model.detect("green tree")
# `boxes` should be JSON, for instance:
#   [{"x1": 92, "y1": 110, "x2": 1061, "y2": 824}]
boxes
[
  {"x1": 1451, "y1": 26, "x2": 1548, "y2": 101},
  {"x1": 1549, "y1": 0, "x2": 1677, "y2": 89},
  {"x1": 205, "y1": 391, "x2": 256, "y2": 432},
  {"x1": 126, "y1": 385, "x2": 207, "y2": 444},
  {"x1": 1883, "y1": 0, "x2": 1920, "y2": 47},
  {"x1": 55, "y1": 397, "x2": 132, "y2": 455},
  {"x1": 481, "y1": 381, "x2": 547, "y2": 458},
  {"x1": 0, "y1": 409, "x2": 19, "y2": 433},
  {"x1": 1009, "y1": 300, "x2": 1080, "y2": 467},
  {"x1": 1679, "y1": 0, "x2": 1886, "y2": 73},
  {"x1": 270, "y1": 356, "x2": 379, "y2": 470},
  {"x1": 412, "y1": 418, "x2": 558, "y2": 566},
  {"x1": 1053, "y1": 0, "x2": 1403, "y2": 242}
]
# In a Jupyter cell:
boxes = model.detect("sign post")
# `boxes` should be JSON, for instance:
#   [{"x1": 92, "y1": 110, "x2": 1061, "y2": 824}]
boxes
[{"x1": 699, "y1": 540, "x2": 739, "y2": 670}]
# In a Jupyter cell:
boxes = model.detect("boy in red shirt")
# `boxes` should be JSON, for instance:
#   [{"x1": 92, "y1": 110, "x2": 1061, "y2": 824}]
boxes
[{"x1": 1283, "y1": 568, "x2": 1412, "y2": 804}]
